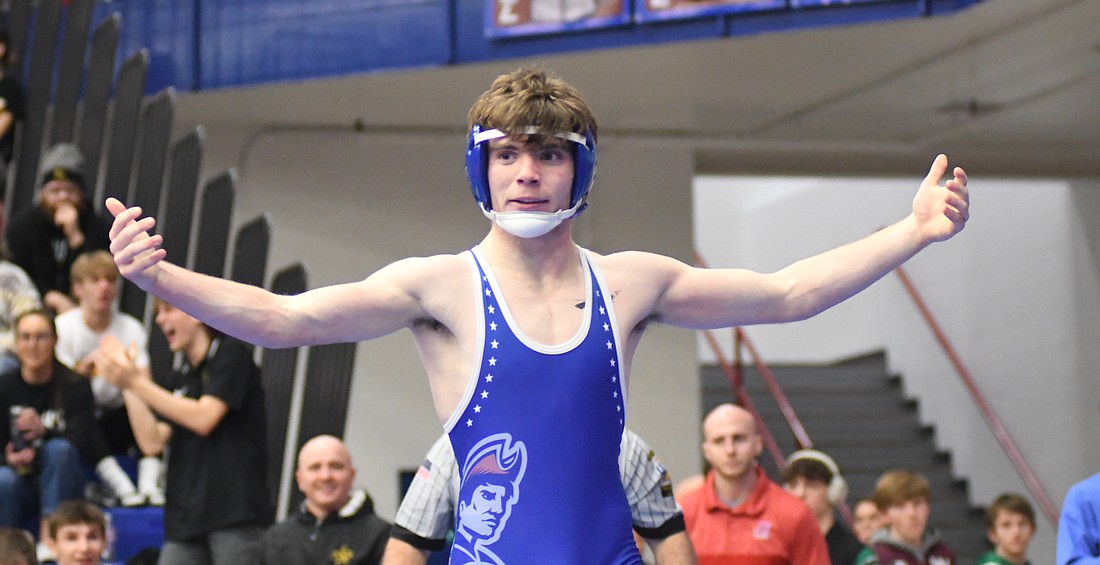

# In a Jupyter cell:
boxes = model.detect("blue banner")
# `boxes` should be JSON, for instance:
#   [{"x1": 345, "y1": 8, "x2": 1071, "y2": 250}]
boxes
[{"x1": 486, "y1": 0, "x2": 631, "y2": 38}]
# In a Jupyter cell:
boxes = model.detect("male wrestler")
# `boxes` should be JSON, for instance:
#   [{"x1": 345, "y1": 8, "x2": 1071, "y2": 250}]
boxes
[{"x1": 105, "y1": 67, "x2": 969, "y2": 564}]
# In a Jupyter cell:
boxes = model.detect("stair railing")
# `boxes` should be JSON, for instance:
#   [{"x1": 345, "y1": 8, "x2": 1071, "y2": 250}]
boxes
[
  {"x1": 695, "y1": 253, "x2": 814, "y2": 465},
  {"x1": 895, "y1": 266, "x2": 1059, "y2": 525},
  {"x1": 702, "y1": 328, "x2": 788, "y2": 469},
  {"x1": 695, "y1": 252, "x2": 863, "y2": 525}
]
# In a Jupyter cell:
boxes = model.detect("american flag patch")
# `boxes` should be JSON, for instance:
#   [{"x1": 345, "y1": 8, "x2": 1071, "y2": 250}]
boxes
[{"x1": 415, "y1": 459, "x2": 432, "y2": 481}]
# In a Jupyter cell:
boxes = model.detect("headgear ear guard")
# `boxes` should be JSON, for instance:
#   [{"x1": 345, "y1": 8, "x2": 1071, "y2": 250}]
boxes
[
  {"x1": 787, "y1": 449, "x2": 849, "y2": 506},
  {"x1": 465, "y1": 125, "x2": 597, "y2": 215}
]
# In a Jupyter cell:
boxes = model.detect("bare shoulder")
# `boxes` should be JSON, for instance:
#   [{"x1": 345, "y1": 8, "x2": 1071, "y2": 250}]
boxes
[
  {"x1": 588, "y1": 250, "x2": 692, "y2": 327},
  {"x1": 370, "y1": 252, "x2": 470, "y2": 289},
  {"x1": 592, "y1": 250, "x2": 689, "y2": 287},
  {"x1": 380, "y1": 252, "x2": 475, "y2": 316}
]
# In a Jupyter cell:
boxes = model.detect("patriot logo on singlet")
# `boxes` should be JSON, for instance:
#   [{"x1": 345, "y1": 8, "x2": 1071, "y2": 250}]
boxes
[{"x1": 452, "y1": 433, "x2": 528, "y2": 565}]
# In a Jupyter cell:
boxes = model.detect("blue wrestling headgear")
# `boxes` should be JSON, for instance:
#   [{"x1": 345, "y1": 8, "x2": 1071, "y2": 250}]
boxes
[{"x1": 465, "y1": 125, "x2": 597, "y2": 238}]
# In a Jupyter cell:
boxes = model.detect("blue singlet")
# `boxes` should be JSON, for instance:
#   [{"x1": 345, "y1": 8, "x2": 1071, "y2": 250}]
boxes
[{"x1": 444, "y1": 246, "x2": 642, "y2": 565}]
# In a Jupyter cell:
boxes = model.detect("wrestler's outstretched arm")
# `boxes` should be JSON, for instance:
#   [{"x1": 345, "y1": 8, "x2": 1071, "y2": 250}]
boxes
[
  {"x1": 105, "y1": 197, "x2": 433, "y2": 348},
  {"x1": 644, "y1": 154, "x2": 969, "y2": 329}
]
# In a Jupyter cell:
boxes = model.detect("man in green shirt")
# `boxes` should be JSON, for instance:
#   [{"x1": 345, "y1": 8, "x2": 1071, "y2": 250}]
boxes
[{"x1": 977, "y1": 492, "x2": 1035, "y2": 565}]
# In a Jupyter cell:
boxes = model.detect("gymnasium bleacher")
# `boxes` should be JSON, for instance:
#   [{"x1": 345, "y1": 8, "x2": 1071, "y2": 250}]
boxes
[{"x1": 1, "y1": 0, "x2": 360, "y2": 559}]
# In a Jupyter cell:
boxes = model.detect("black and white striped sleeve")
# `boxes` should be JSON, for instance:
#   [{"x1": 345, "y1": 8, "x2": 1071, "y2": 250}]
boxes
[
  {"x1": 391, "y1": 434, "x2": 460, "y2": 550},
  {"x1": 619, "y1": 429, "x2": 686, "y2": 540}
]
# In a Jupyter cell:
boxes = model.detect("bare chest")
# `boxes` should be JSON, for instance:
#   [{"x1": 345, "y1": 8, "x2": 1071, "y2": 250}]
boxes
[{"x1": 494, "y1": 282, "x2": 588, "y2": 345}]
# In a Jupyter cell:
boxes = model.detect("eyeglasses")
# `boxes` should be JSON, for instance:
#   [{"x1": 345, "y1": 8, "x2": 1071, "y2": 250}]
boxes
[{"x1": 16, "y1": 332, "x2": 54, "y2": 343}]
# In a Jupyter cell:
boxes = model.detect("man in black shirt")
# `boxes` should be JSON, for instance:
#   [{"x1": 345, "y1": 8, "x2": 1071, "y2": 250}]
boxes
[
  {"x1": 0, "y1": 311, "x2": 96, "y2": 536},
  {"x1": 95, "y1": 299, "x2": 270, "y2": 565}
]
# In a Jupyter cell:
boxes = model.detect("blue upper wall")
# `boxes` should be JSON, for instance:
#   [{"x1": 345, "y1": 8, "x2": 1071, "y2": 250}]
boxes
[{"x1": 87, "y1": 0, "x2": 980, "y2": 93}]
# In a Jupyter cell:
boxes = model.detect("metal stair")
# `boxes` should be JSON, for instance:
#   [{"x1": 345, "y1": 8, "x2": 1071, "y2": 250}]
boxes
[{"x1": 701, "y1": 351, "x2": 989, "y2": 563}]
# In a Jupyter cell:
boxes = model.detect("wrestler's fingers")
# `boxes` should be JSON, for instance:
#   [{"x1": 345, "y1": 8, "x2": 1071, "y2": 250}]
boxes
[
  {"x1": 953, "y1": 167, "x2": 968, "y2": 186},
  {"x1": 114, "y1": 234, "x2": 164, "y2": 267},
  {"x1": 118, "y1": 248, "x2": 167, "y2": 281},
  {"x1": 109, "y1": 216, "x2": 157, "y2": 254},
  {"x1": 922, "y1": 154, "x2": 949, "y2": 187},
  {"x1": 944, "y1": 191, "x2": 967, "y2": 212},
  {"x1": 105, "y1": 197, "x2": 128, "y2": 216},
  {"x1": 108, "y1": 205, "x2": 146, "y2": 240}
]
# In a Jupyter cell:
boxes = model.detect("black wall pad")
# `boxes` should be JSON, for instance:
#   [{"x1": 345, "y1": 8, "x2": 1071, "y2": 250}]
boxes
[
  {"x1": 158, "y1": 128, "x2": 203, "y2": 265},
  {"x1": 146, "y1": 321, "x2": 173, "y2": 400},
  {"x1": 118, "y1": 90, "x2": 174, "y2": 320},
  {"x1": 289, "y1": 340, "x2": 357, "y2": 510},
  {"x1": 262, "y1": 263, "x2": 308, "y2": 510},
  {"x1": 144, "y1": 129, "x2": 203, "y2": 382},
  {"x1": 129, "y1": 90, "x2": 173, "y2": 212},
  {"x1": 298, "y1": 342, "x2": 357, "y2": 447},
  {"x1": 230, "y1": 215, "x2": 271, "y2": 288},
  {"x1": 192, "y1": 171, "x2": 235, "y2": 278},
  {"x1": 100, "y1": 49, "x2": 147, "y2": 205},
  {"x1": 10, "y1": 0, "x2": 60, "y2": 214},
  {"x1": 48, "y1": 0, "x2": 93, "y2": 146},
  {"x1": 6, "y1": 0, "x2": 32, "y2": 80},
  {"x1": 78, "y1": 14, "x2": 119, "y2": 211}
]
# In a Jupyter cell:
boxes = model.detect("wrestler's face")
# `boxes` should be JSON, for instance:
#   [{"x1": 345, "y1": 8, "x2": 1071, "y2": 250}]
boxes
[
  {"x1": 48, "y1": 522, "x2": 105, "y2": 565},
  {"x1": 986, "y1": 509, "x2": 1034, "y2": 561},
  {"x1": 486, "y1": 135, "x2": 574, "y2": 215},
  {"x1": 459, "y1": 482, "x2": 509, "y2": 537}
]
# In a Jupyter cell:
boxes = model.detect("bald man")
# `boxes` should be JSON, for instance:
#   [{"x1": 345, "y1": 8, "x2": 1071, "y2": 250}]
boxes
[
  {"x1": 676, "y1": 404, "x2": 828, "y2": 565},
  {"x1": 262, "y1": 435, "x2": 390, "y2": 565}
]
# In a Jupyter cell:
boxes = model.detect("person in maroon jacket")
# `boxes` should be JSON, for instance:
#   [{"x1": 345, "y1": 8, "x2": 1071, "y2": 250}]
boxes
[{"x1": 856, "y1": 469, "x2": 957, "y2": 565}]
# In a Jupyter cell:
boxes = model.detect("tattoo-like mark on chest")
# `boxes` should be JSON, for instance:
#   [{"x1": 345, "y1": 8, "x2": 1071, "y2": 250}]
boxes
[{"x1": 574, "y1": 290, "x2": 620, "y2": 309}]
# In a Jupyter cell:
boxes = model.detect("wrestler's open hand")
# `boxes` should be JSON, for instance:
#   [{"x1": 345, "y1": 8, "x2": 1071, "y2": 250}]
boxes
[
  {"x1": 106, "y1": 197, "x2": 166, "y2": 291},
  {"x1": 912, "y1": 154, "x2": 970, "y2": 245}
]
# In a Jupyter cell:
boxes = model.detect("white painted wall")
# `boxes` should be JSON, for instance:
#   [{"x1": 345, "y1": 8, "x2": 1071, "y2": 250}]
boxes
[{"x1": 694, "y1": 173, "x2": 1100, "y2": 561}]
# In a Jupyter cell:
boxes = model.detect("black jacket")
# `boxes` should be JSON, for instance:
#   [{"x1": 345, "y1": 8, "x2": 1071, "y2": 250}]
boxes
[{"x1": 262, "y1": 489, "x2": 391, "y2": 565}]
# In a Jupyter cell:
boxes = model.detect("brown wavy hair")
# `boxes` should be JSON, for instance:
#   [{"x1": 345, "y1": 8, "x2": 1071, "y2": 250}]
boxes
[{"x1": 467, "y1": 67, "x2": 598, "y2": 143}]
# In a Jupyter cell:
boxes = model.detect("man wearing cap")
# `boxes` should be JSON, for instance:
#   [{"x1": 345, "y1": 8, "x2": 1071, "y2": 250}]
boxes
[{"x1": 6, "y1": 144, "x2": 111, "y2": 314}]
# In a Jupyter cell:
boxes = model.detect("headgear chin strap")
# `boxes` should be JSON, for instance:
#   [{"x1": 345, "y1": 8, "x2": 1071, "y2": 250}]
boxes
[
  {"x1": 465, "y1": 125, "x2": 597, "y2": 238},
  {"x1": 480, "y1": 199, "x2": 585, "y2": 239}
]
